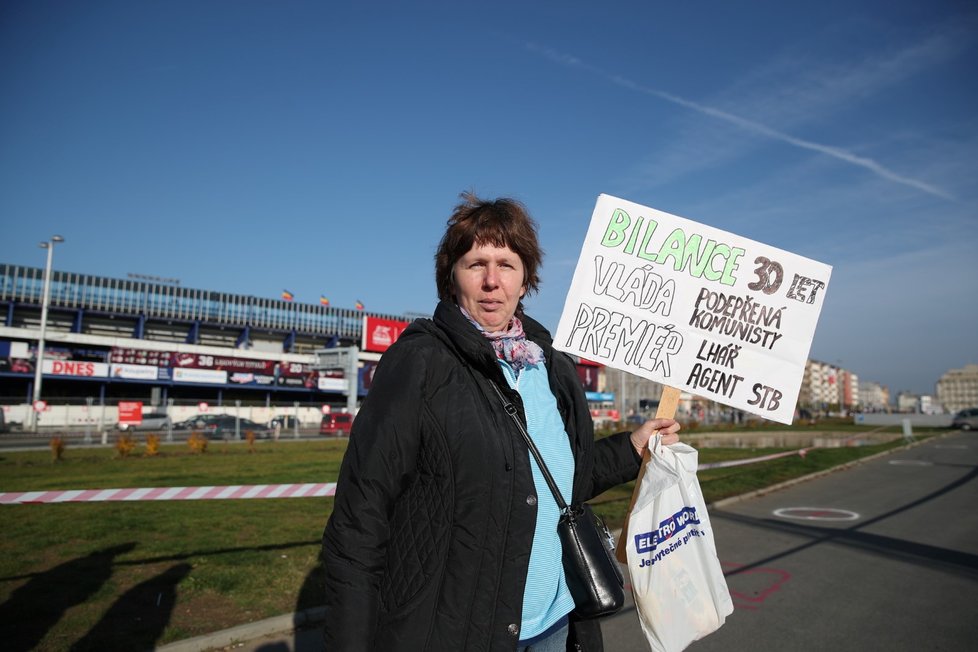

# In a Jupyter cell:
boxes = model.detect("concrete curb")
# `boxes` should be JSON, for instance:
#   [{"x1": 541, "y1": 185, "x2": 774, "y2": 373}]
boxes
[{"x1": 157, "y1": 607, "x2": 325, "y2": 652}]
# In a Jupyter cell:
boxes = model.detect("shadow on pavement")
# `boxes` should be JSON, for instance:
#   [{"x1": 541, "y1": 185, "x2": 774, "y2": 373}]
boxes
[{"x1": 715, "y1": 465, "x2": 978, "y2": 579}]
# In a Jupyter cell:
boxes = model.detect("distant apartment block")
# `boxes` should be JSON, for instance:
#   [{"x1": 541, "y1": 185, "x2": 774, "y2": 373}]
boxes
[
  {"x1": 859, "y1": 381, "x2": 889, "y2": 411},
  {"x1": 918, "y1": 394, "x2": 941, "y2": 415},
  {"x1": 936, "y1": 364, "x2": 978, "y2": 414},
  {"x1": 798, "y1": 360, "x2": 860, "y2": 409},
  {"x1": 841, "y1": 369, "x2": 859, "y2": 410},
  {"x1": 896, "y1": 391, "x2": 920, "y2": 413}
]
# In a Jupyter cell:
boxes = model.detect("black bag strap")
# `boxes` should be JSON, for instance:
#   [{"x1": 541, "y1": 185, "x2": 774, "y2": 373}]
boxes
[{"x1": 489, "y1": 381, "x2": 569, "y2": 512}]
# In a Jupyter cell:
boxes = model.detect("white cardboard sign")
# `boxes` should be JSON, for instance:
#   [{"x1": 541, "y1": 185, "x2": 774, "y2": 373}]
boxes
[{"x1": 554, "y1": 194, "x2": 832, "y2": 425}]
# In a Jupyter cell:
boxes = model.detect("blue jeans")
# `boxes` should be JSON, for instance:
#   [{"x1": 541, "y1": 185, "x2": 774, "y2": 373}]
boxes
[{"x1": 517, "y1": 622, "x2": 569, "y2": 652}]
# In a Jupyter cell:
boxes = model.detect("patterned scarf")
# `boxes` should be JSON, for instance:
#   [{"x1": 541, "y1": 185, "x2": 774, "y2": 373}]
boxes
[{"x1": 459, "y1": 306, "x2": 545, "y2": 372}]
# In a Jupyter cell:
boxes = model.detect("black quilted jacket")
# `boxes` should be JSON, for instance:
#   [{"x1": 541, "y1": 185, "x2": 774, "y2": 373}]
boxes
[{"x1": 321, "y1": 301, "x2": 641, "y2": 651}]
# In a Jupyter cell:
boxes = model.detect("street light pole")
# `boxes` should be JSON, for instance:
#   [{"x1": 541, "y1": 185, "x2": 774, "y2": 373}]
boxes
[{"x1": 30, "y1": 235, "x2": 64, "y2": 432}]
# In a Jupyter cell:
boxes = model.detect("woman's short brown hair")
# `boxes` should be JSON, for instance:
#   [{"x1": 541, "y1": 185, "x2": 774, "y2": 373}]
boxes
[{"x1": 435, "y1": 192, "x2": 543, "y2": 314}]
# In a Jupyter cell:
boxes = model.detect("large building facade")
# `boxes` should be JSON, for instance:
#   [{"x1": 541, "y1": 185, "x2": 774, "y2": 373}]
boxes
[
  {"x1": 858, "y1": 381, "x2": 890, "y2": 412},
  {"x1": 0, "y1": 263, "x2": 408, "y2": 413},
  {"x1": 936, "y1": 364, "x2": 978, "y2": 414}
]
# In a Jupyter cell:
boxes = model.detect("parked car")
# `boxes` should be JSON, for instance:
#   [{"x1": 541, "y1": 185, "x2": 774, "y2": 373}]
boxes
[
  {"x1": 173, "y1": 414, "x2": 227, "y2": 431},
  {"x1": 951, "y1": 408, "x2": 978, "y2": 431},
  {"x1": 269, "y1": 415, "x2": 301, "y2": 430},
  {"x1": 199, "y1": 416, "x2": 271, "y2": 440},
  {"x1": 320, "y1": 412, "x2": 354, "y2": 436},
  {"x1": 116, "y1": 411, "x2": 171, "y2": 432}
]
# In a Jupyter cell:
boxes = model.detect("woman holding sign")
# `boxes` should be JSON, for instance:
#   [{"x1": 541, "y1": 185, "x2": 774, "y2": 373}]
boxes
[{"x1": 322, "y1": 192, "x2": 680, "y2": 651}]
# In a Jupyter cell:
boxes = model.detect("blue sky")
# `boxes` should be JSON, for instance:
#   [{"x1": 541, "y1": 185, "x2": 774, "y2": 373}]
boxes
[{"x1": 1, "y1": 1, "x2": 976, "y2": 398}]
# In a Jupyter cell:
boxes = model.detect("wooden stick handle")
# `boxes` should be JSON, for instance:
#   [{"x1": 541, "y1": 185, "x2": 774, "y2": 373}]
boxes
[{"x1": 614, "y1": 385, "x2": 680, "y2": 563}]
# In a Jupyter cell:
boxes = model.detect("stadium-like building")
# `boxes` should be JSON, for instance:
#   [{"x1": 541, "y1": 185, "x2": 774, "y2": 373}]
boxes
[{"x1": 0, "y1": 263, "x2": 416, "y2": 427}]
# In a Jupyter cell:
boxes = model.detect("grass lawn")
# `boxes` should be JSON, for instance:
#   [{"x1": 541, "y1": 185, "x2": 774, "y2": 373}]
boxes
[{"x1": 0, "y1": 428, "x2": 922, "y2": 650}]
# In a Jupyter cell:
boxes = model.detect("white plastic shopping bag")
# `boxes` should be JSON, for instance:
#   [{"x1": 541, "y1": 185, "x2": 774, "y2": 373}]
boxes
[{"x1": 626, "y1": 435, "x2": 734, "y2": 652}]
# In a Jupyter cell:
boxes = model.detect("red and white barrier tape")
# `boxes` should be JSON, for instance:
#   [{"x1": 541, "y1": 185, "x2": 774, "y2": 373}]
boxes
[
  {"x1": 0, "y1": 483, "x2": 337, "y2": 505},
  {"x1": 1, "y1": 450, "x2": 809, "y2": 505},
  {"x1": 698, "y1": 448, "x2": 809, "y2": 470}
]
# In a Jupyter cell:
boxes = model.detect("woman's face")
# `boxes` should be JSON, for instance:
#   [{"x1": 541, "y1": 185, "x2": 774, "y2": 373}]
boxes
[{"x1": 453, "y1": 242, "x2": 526, "y2": 332}]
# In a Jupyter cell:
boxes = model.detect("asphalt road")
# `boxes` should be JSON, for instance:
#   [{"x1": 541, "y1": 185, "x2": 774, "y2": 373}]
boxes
[
  {"x1": 169, "y1": 430, "x2": 978, "y2": 651},
  {"x1": 684, "y1": 429, "x2": 978, "y2": 652}
]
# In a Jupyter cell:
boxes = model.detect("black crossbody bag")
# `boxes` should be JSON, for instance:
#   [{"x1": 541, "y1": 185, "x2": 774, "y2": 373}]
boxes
[{"x1": 490, "y1": 382, "x2": 625, "y2": 620}]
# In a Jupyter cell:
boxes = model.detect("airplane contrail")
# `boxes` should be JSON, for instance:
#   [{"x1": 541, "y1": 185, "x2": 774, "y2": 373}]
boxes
[{"x1": 532, "y1": 44, "x2": 954, "y2": 201}]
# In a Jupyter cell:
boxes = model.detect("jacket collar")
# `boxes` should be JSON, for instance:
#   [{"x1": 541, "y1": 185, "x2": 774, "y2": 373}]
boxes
[{"x1": 417, "y1": 300, "x2": 556, "y2": 379}]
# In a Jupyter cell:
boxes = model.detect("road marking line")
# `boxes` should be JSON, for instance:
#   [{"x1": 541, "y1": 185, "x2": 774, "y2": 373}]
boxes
[{"x1": 773, "y1": 507, "x2": 859, "y2": 521}]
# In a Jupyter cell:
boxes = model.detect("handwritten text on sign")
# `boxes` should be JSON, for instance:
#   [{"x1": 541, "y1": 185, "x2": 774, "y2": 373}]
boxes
[{"x1": 554, "y1": 195, "x2": 832, "y2": 424}]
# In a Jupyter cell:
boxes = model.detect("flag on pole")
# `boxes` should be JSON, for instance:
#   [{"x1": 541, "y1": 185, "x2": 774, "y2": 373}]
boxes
[
  {"x1": 320, "y1": 295, "x2": 330, "y2": 306},
  {"x1": 355, "y1": 300, "x2": 364, "y2": 311},
  {"x1": 281, "y1": 289, "x2": 294, "y2": 302}
]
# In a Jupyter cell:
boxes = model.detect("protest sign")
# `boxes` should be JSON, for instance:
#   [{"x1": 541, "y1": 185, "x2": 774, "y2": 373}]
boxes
[{"x1": 554, "y1": 194, "x2": 832, "y2": 425}]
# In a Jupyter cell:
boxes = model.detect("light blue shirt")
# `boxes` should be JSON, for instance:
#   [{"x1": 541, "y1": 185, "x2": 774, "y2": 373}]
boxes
[{"x1": 499, "y1": 359, "x2": 577, "y2": 640}]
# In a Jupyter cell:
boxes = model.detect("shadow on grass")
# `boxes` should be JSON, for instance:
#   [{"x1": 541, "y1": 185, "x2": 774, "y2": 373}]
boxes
[
  {"x1": 0, "y1": 540, "x2": 323, "y2": 651},
  {"x1": 0, "y1": 540, "x2": 323, "y2": 584},
  {"x1": 280, "y1": 548, "x2": 326, "y2": 650},
  {"x1": 69, "y1": 562, "x2": 191, "y2": 652},
  {"x1": 119, "y1": 539, "x2": 323, "y2": 569},
  {"x1": 295, "y1": 556, "x2": 325, "y2": 613},
  {"x1": 0, "y1": 542, "x2": 136, "y2": 652}
]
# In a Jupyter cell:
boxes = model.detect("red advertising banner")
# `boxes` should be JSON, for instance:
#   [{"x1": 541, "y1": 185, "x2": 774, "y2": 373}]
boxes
[
  {"x1": 110, "y1": 348, "x2": 171, "y2": 367},
  {"x1": 276, "y1": 360, "x2": 319, "y2": 388},
  {"x1": 171, "y1": 353, "x2": 276, "y2": 374},
  {"x1": 111, "y1": 347, "x2": 285, "y2": 385},
  {"x1": 362, "y1": 316, "x2": 410, "y2": 353},
  {"x1": 118, "y1": 401, "x2": 143, "y2": 425},
  {"x1": 107, "y1": 346, "x2": 326, "y2": 389},
  {"x1": 111, "y1": 348, "x2": 279, "y2": 374}
]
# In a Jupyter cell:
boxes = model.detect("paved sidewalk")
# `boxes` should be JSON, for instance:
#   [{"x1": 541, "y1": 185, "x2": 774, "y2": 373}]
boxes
[{"x1": 157, "y1": 608, "x2": 324, "y2": 652}]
